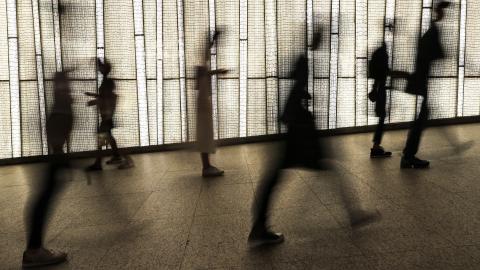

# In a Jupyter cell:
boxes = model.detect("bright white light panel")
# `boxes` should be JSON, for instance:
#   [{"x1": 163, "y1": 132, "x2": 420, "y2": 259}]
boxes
[{"x1": 1, "y1": 0, "x2": 479, "y2": 159}]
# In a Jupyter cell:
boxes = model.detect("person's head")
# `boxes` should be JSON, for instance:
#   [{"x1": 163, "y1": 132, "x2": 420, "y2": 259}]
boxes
[
  {"x1": 435, "y1": 1, "x2": 451, "y2": 22},
  {"x1": 53, "y1": 71, "x2": 70, "y2": 94},
  {"x1": 97, "y1": 58, "x2": 112, "y2": 76},
  {"x1": 312, "y1": 29, "x2": 322, "y2": 51}
]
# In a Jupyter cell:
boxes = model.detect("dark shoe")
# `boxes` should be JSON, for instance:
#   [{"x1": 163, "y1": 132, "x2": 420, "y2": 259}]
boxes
[
  {"x1": 350, "y1": 210, "x2": 382, "y2": 228},
  {"x1": 22, "y1": 248, "x2": 67, "y2": 268},
  {"x1": 202, "y1": 166, "x2": 224, "y2": 177},
  {"x1": 400, "y1": 156, "x2": 429, "y2": 169},
  {"x1": 106, "y1": 156, "x2": 123, "y2": 165},
  {"x1": 370, "y1": 147, "x2": 392, "y2": 158},
  {"x1": 248, "y1": 227, "x2": 285, "y2": 247},
  {"x1": 85, "y1": 163, "x2": 102, "y2": 172}
]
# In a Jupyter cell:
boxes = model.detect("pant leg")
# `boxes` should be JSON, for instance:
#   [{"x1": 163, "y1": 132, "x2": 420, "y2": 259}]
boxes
[
  {"x1": 252, "y1": 156, "x2": 284, "y2": 228},
  {"x1": 373, "y1": 116, "x2": 386, "y2": 145},
  {"x1": 26, "y1": 159, "x2": 62, "y2": 249},
  {"x1": 403, "y1": 98, "x2": 429, "y2": 158},
  {"x1": 108, "y1": 132, "x2": 120, "y2": 158}
]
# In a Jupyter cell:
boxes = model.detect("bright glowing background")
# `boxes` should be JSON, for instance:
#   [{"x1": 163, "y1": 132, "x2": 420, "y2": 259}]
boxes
[{"x1": 0, "y1": 0, "x2": 478, "y2": 159}]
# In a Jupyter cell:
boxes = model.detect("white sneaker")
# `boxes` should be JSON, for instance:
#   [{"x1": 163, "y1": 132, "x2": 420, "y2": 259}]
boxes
[{"x1": 202, "y1": 166, "x2": 224, "y2": 177}]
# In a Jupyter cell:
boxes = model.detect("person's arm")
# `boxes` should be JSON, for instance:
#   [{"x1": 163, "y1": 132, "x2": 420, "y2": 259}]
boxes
[
  {"x1": 87, "y1": 99, "x2": 98, "y2": 106},
  {"x1": 209, "y1": 68, "x2": 229, "y2": 75},
  {"x1": 389, "y1": 70, "x2": 410, "y2": 78},
  {"x1": 84, "y1": 92, "x2": 99, "y2": 97}
]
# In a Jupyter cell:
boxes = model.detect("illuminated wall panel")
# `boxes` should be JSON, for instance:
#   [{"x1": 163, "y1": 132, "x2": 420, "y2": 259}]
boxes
[{"x1": 1, "y1": 0, "x2": 480, "y2": 160}]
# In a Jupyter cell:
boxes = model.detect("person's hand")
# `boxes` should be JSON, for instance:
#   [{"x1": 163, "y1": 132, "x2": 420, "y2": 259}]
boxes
[{"x1": 217, "y1": 68, "x2": 229, "y2": 74}]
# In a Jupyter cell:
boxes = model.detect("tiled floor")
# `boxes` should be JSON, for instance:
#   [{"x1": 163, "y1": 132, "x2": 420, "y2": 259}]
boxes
[{"x1": 2, "y1": 123, "x2": 480, "y2": 269}]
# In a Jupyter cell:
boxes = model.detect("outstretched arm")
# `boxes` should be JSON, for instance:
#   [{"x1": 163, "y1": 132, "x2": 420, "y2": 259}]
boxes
[
  {"x1": 209, "y1": 68, "x2": 229, "y2": 75},
  {"x1": 84, "y1": 92, "x2": 99, "y2": 97},
  {"x1": 389, "y1": 70, "x2": 410, "y2": 79}
]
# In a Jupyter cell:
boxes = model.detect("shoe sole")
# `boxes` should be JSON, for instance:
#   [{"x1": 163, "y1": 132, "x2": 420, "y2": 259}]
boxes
[
  {"x1": 202, "y1": 172, "x2": 225, "y2": 178},
  {"x1": 400, "y1": 163, "x2": 430, "y2": 169},
  {"x1": 23, "y1": 257, "x2": 67, "y2": 268},
  {"x1": 248, "y1": 237, "x2": 285, "y2": 248},
  {"x1": 370, "y1": 154, "x2": 392, "y2": 158}
]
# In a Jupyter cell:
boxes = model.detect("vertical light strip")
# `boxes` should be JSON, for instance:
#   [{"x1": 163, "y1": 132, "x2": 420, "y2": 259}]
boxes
[
  {"x1": 133, "y1": 0, "x2": 150, "y2": 146},
  {"x1": 32, "y1": 0, "x2": 48, "y2": 155},
  {"x1": 307, "y1": 0, "x2": 313, "y2": 113},
  {"x1": 329, "y1": 0, "x2": 339, "y2": 129},
  {"x1": 6, "y1": 0, "x2": 20, "y2": 157},
  {"x1": 384, "y1": 0, "x2": 395, "y2": 122},
  {"x1": 355, "y1": 0, "x2": 367, "y2": 126},
  {"x1": 265, "y1": 0, "x2": 278, "y2": 134},
  {"x1": 52, "y1": 0, "x2": 62, "y2": 71},
  {"x1": 417, "y1": 0, "x2": 432, "y2": 114},
  {"x1": 208, "y1": 0, "x2": 219, "y2": 139},
  {"x1": 95, "y1": 0, "x2": 105, "y2": 62},
  {"x1": 176, "y1": 0, "x2": 187, "y2": 141},
  {"x1": 157, "y1": 0, "x2": 164, "y2": 144},
  {"x1": 457, "y1": 0, "x2": 467, "y2": 117},
  {"x1": 239, "y1": 0, "x2": 247, "y2": 137}
]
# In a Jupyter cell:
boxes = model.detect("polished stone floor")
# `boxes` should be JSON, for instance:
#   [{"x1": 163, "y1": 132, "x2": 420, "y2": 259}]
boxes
[{"x1": 2, "y1": 123, "x2": 480, "y2": 269}]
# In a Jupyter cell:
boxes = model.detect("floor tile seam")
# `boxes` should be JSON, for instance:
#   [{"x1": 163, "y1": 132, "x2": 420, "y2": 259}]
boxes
[{"x1": 179, "y1": 178, "x2": 205, "y2": 270}]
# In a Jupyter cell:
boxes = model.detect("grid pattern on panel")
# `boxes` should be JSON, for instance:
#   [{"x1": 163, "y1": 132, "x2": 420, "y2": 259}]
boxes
[
  {"x1": 247, "y1": 80, "x2": 266, "y2": 136},
  {"x1": 104, "y1": 0, "x2": 136, "y2": 79},
  {"x1": 39, "y1": 0, "x2": 57, "y2": 79},
  {"x1": 463, "y1": 78, "x2": 480, "y2": 116},
  {"x1": 277, "y1": 0, "x2": 306, "y2": 79},
  {"x1": 2, "y1": 0, "x2": 480, "y2": 161},
  {"x1": 69, "y1": 81, "x2": 97, "y2": 152},
  {"x1": 19, "y1": 81, "x2": 41, "y2": 157},
  {"x1": 465, "y1": 0, "x2": 480, "y2": 76},
  {"x1": 389, "y1": 0, "x2": 422, "y2": 123},
  {"x1": 60, "y1": 0, "x2": 96, "y2": 79},
  {"x1": 113, "y1": 80, "x2": 140, "y2": 147},
  {"x1": 147, "y1": 80, "x2": 158, "y2": 145},
  {"x1": 216, "y1": 0, "x2": 240, "y2": 139},
  {"x1": 431, "y1": 0, "x2": 459, "y2": 77},
  {"x1": 17, "y1": 0, "x2": 37, "y2": 81},
  {"x1": 0, "y1": 0, "x2": 9, "y2": 80}
]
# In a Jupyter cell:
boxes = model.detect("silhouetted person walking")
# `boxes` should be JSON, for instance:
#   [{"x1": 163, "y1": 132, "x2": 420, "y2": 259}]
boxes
[
  {"x1": 86, "y1": 58, "x2": 133, "y2": 171},
  {"x1": 23, "y1": 72, "x2": 71, "y2": 268},
  {"x1": 368, "y1": 40, "x2": 409, "y2": 158},
  {"x1": 248, "y1": 30, "x2": 380, "y2": 247},
  {"x1": 401, "y1": 1, "x2": 450, "y2": 169},
  {"x1": 196, "y1": 31, "x2": 228, "y2": 177}
]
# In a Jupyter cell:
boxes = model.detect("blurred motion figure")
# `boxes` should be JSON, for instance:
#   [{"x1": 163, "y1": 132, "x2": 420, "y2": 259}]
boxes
[
  {"x1": 368, "y1": 39, "x2": 409, "y2": 158},
  {"x1": 196, "y1": 31, "x2": 228, "y2": 177},
  {"x1": 249, "y1": 29, "x2": 380, "y2": 247},
  {"x1": 85, "y1": 58, "x2": 133, "y2": 171},
  {"x1": 401, "y1": 1, "x2": 450, "y2": 168},
  {"x1": 23, "y1": 72, "x2": 71, "y2": 268}
]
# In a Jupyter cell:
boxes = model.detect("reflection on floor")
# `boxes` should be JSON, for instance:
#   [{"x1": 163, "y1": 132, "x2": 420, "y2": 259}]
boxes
[{"x1": 2, "y1": 123, "x2": 480, "y2": 269}]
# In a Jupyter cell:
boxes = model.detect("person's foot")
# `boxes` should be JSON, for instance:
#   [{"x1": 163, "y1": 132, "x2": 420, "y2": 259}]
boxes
[
  {"x1": 202, "y1": 166, "x2": 224, "y2": 177},
  {"x1": 400, "y1": 156, "x2": 430, "y2": 169},
  {"x1": 248, "y1": 226, "x2": 285, "y2": 247},
  {"x1": 350, "y1": 209, "x2": 382, "y2": 228},
  {"x1": 22, "y1": 248, "x2": 67, "y2": 268},
  {"x1": 85, "y1": 163, "x2": 102, "y2": 172},
  {"x1": 106, "y1": 156, "x2": 123, "y2": 165},
  {"x1": 118, "y1": 156, "x2": 134, "y2": 170},
  {"x1": 370, "y1": 147, "x2": 392, "y2": 158}
]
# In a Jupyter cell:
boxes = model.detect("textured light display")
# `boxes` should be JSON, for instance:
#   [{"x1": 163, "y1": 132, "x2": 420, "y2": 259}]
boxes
[{"x1": 0, "y1": 0, "x2": 478, "y2": 159}]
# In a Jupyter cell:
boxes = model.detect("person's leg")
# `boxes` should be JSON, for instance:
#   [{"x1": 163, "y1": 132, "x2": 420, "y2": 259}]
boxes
[
  {"x1": 24, "y1": 151, "x2": 67, "y2": 267},
  {"x1": 201, "y1": 152, "x2": 224, "y2": 177},
  {"x1": 106, "y1": 134, "x2": 123, "y2": 165},
  {"x1": 249, "y1": 156, "x2": 285, "y2": 246},
  {"x1": 373, "y1": 116, "x2": 385, "y2": 147},
  {"x1": 201, "y1": 153, "x2": 210, "y2": 169},
  {"x1": 402, "y1": 98, "x2": 429, "y2": 168},
  {"x1": 87, "y1": 140, "x2": 103, "y2": 170}
]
